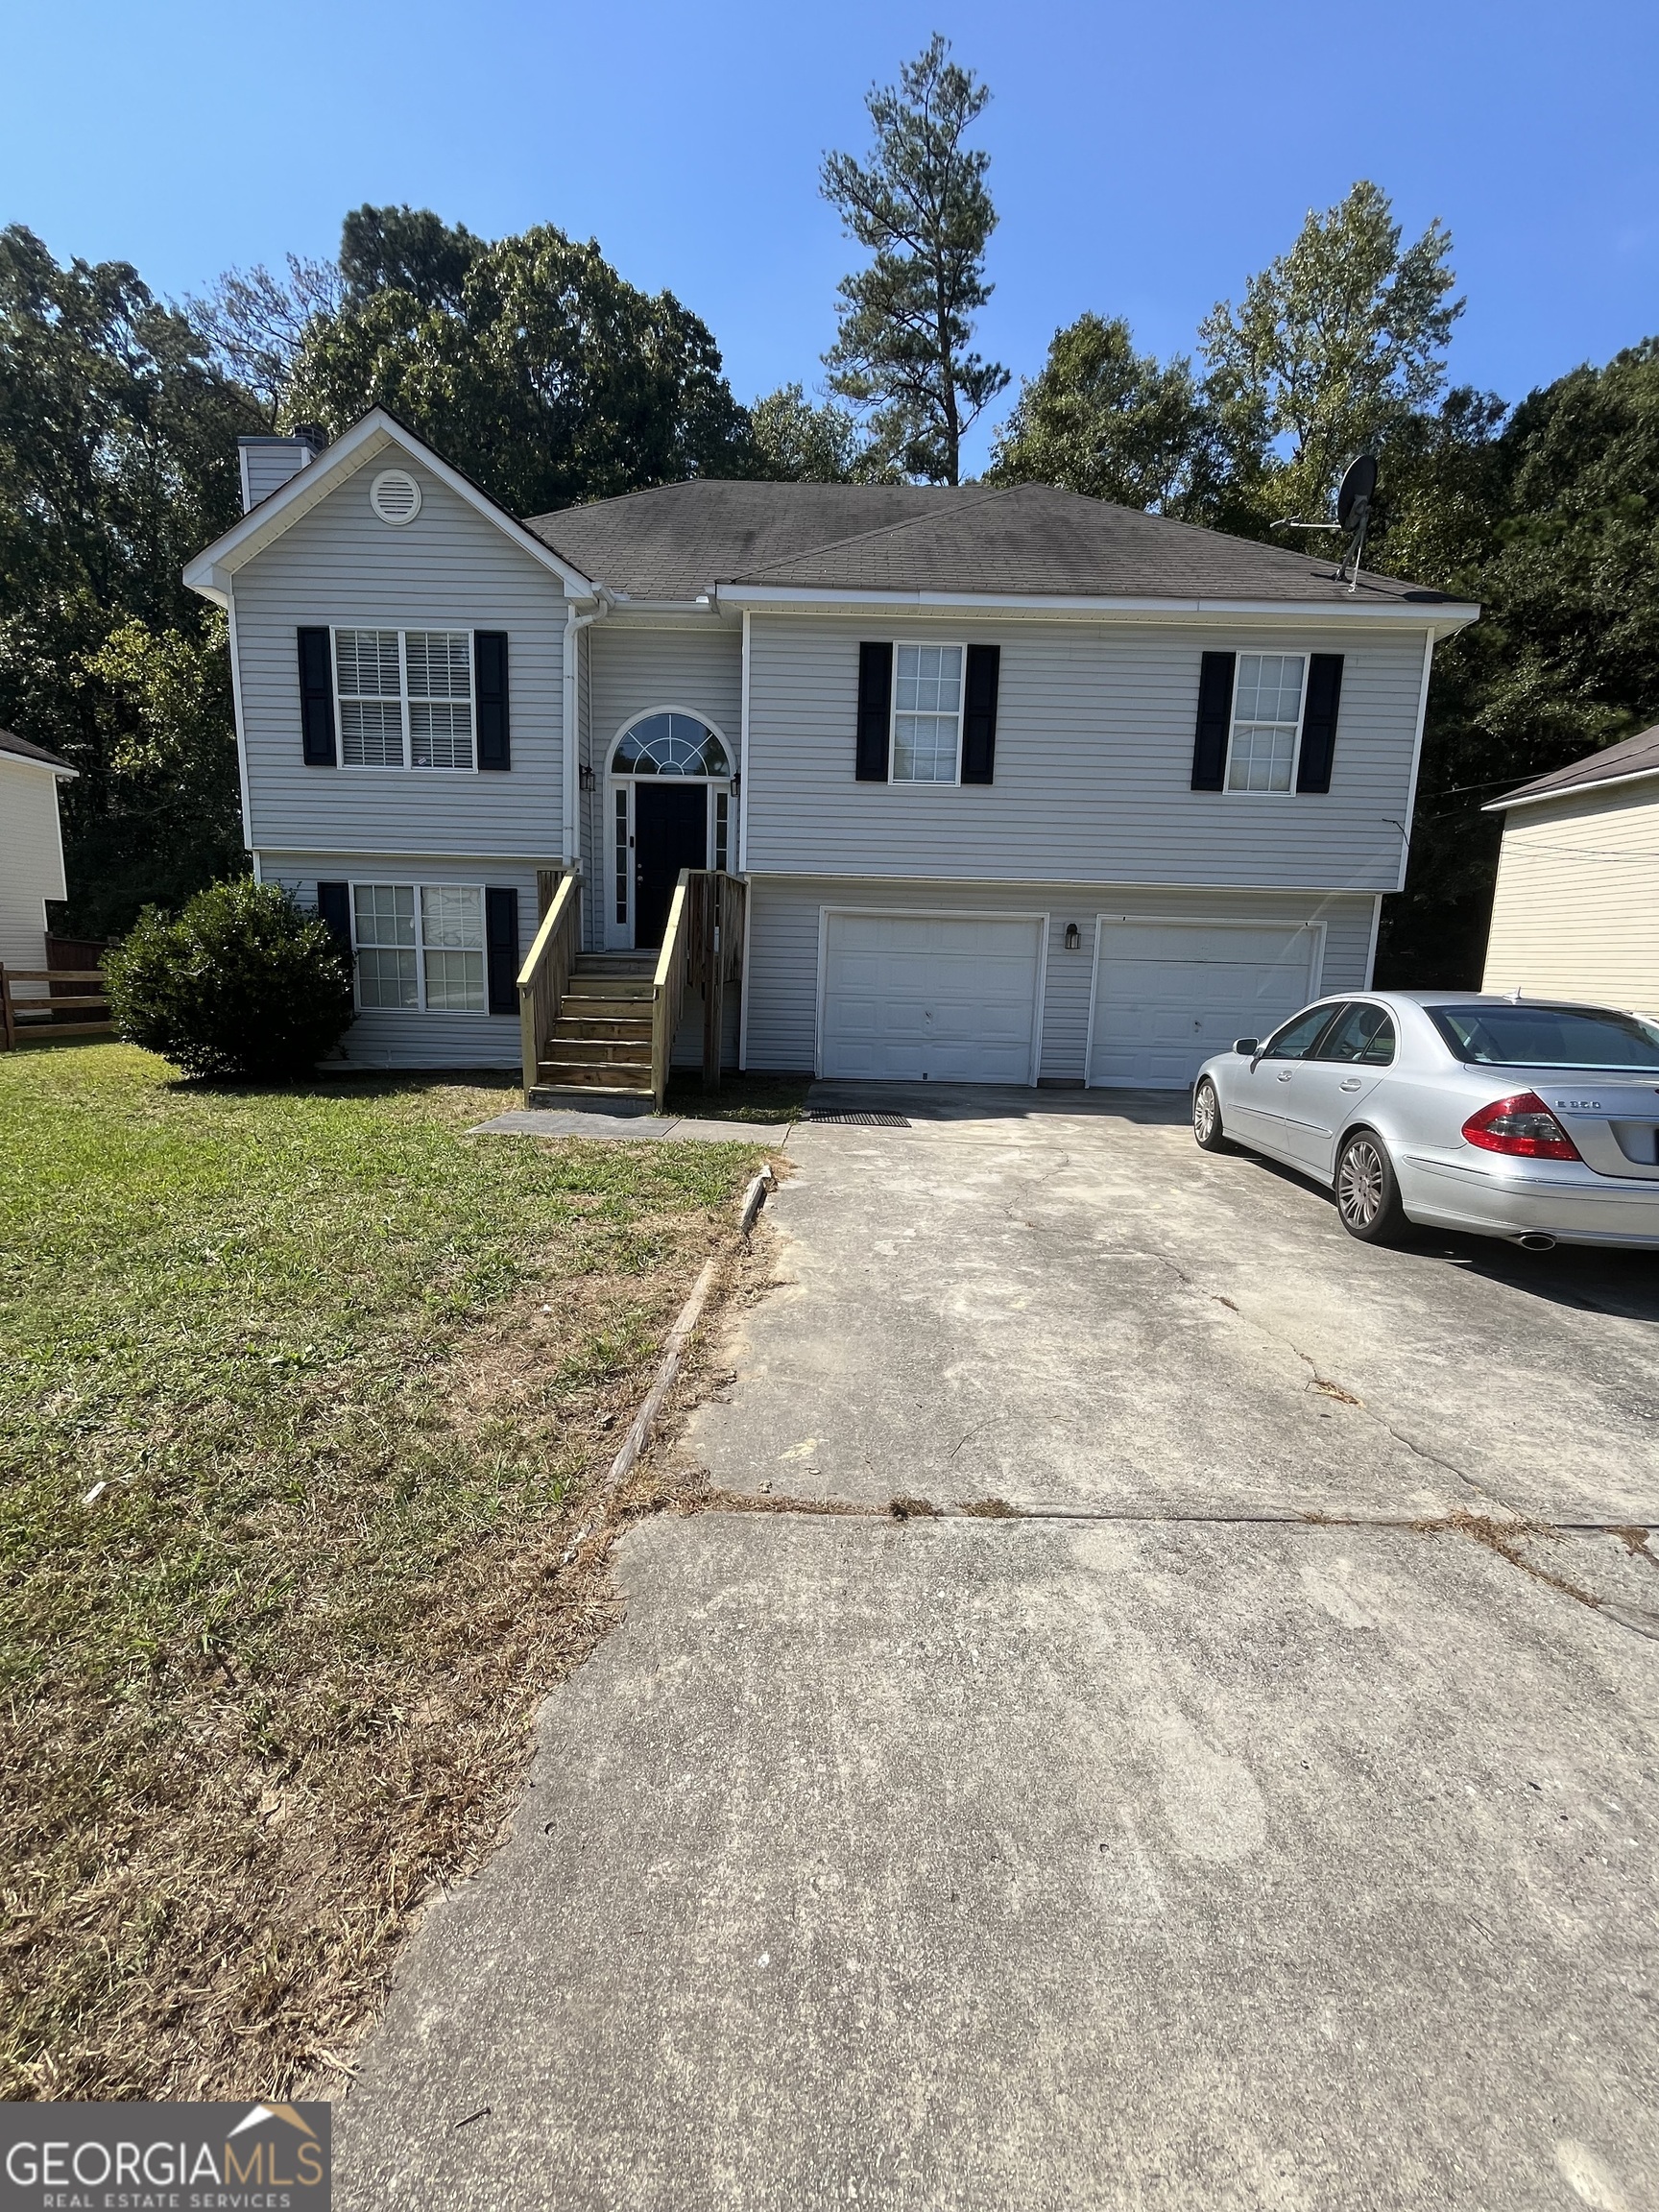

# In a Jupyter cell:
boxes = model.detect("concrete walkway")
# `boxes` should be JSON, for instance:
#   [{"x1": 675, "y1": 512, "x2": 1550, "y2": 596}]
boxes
[{"x1": 337, "y1": 1085, "x2": 1659, "y2": 2210}]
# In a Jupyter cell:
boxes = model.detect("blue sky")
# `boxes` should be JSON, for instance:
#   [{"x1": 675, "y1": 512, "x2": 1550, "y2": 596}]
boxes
[{"x1": 7, "y1": 0, "x2": 1656, "y2": 472}]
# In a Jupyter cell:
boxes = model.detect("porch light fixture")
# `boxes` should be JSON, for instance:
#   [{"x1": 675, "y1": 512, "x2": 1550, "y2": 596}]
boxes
[
  {"x1": 579, "y1": 764, "x2": 595, "y2": 791},
  {"x1": 1064, "y1": 923, "x2": 1081, "y2": 951}
]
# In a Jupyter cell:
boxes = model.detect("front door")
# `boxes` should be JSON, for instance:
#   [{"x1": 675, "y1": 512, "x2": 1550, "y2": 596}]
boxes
[{"x1": 634, "y1": 782, "x2": 708, "y2": 949}]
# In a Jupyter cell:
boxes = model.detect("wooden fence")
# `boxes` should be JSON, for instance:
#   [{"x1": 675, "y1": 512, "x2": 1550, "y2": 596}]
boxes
[{"x1": 0, "y1": 965, "x2": 112, "y2": 1049}]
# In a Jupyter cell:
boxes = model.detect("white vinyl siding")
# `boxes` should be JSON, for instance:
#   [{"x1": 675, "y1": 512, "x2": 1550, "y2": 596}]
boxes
[
  {"x1": 0, "y1": 755, "x2": 69, "y2": 974},
  {"x1": 1225, "y1": 654, "x2": 1305, "y2": 793},
  {"x1": 1481, "y1": 782, "x2": 1659, "y2": 1015},
  {"x1": 229, "y1": 455, "x2": 564, "y2": 859},
  {"x1": 744, "y1": 615, "x2": 1427, "y2": 892}
]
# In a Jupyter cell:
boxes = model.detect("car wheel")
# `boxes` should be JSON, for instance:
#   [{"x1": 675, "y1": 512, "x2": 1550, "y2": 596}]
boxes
[
  {"x1": 1334, "y1": 1129, "x2": 1407, "y2": 1243},
  {"x1": 1192, "y1": 1077, "x2": 1233, "y2": 1153}
]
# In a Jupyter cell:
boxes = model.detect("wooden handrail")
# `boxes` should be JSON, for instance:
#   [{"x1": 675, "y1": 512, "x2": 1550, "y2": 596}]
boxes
[
  {"x1": 517, "y1": 870, "x2": 581, "y2": 1096},
  {"x1": 650, "y1": 869, "x2": 747, "y2": 1109},
  {"x1": 650, "y1": 873, "x2": 693, "y2": 1113}
]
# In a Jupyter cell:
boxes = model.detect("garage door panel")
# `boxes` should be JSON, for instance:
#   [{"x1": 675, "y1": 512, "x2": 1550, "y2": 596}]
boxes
[
  {"x1": 1090, "y1": 922, "x2": 1316, "y2": 1091},
  {"x1": 822, "y1": 913, "x2": 1041, "y2": 1084}
]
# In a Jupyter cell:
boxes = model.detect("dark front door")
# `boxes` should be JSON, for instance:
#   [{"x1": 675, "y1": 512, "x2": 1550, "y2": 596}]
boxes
[{"x1": 634, "y1": 782, "x2": 708, "y2": 948}]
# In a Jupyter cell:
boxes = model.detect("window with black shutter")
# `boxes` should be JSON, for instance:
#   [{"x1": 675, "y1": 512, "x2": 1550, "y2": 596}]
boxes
[
  {"x1": 855, "y1": 641, "x2": 893, "y2": 781},
  {"x1": 298, "y1": 628, "x2": 336, "y2": 766},
  {"x1": 1190, "y1": 652, "x2": 1235, "y2": 790},
  {"x1": 961, "y1": 644, "x2": 1000, "y2": 784}
]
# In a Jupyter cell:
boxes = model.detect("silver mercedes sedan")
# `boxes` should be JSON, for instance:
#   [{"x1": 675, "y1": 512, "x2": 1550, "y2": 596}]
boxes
[{"x1": 1191, "y1": 991, "x2": 1659, "y2": 1250}]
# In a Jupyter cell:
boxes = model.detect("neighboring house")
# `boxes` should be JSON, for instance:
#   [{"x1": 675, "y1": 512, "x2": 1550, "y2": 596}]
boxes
[
  {"x1": 0, "y1": 729, "x2": 76, "y2": 974},
  {"x1": 184, "y1": 409, "x2": 1477, "y2": 1089},
  {"x1": 1482, "y1": 722, "x2": 1659, "y2": 1015}
]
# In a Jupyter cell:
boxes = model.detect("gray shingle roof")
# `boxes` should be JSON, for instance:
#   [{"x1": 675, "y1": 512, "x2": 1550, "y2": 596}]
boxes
[
  {"x1": 525, "y1": 478, "x2": 1458, "y2": 607},
  {"x1": 0, "y1": 728, "x2": 74, "y2": 773},
  {"x1": 1493, "y1": 722, "x2": 1659, "y2": 809}
]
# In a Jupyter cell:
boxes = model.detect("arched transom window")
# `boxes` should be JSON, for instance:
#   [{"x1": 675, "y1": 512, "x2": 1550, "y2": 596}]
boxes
[{"x1": 613, "y1": 711, "x2": 730, "y2": 777}]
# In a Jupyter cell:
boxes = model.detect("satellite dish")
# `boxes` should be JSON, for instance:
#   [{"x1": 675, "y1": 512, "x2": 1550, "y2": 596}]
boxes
[{"x1": 1336, "y1": 453, "x2": 1378, "y2": 531}]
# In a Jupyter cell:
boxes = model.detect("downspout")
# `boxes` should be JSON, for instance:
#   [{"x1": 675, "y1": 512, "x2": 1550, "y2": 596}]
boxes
[{"x1": 562, "y1": 586, "x2": 613, "y2": 880}]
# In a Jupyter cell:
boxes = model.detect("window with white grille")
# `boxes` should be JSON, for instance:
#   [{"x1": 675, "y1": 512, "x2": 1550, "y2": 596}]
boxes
[
  {"x1": 350, "y1": 882, "x2": 486, "y2": 1013},
  {"x1": 1226, "y1": 655, "x2": 1306, "y2": 793},
  {"x1": 334, "y1": 630, "x2": 474, "y2": 771},
  {"x1": 892, "y1": 643, "x2": 964, "y2": 782}
]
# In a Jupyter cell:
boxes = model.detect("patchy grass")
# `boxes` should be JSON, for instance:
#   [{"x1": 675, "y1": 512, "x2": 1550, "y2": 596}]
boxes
[
  {"x1": 0, "y1": 1045, "x2": 765, "y2": 2101},
  {"x1": 663, "y1": 1070, "x2": 812, "y2": 1124}
]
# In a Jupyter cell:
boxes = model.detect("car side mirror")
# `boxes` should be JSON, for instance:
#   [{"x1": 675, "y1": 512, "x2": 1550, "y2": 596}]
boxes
[{"x1": 1233, "y1": 1038, "x2": 1259, "y2": 1056}]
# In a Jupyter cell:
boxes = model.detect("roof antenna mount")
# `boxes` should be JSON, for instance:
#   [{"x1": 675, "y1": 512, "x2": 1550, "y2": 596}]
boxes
[{"x1": 1273, "y1": 454, "x2": 1378, "y2": 594}]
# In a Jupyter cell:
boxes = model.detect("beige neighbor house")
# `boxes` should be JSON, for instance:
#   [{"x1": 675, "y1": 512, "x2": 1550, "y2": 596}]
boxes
[
  {"x1": 1482, "y1": 722, "x2": 1659, "y2": 1016},
  {"x1": 0, "y1": 729, "x2": 76, "y2": 974}
]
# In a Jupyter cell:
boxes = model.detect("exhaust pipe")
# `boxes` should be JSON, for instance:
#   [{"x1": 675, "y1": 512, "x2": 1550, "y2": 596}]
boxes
[{"x1": 1517, "y1": 1232, "x2": 1557, "y2": 1252}]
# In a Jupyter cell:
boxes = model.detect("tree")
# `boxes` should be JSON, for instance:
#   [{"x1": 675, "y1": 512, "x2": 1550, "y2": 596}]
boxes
[
  {"x1": 0, "y1": 226, "x2": 257, "y2": 933},
  {"x1": 189, "y1": 253, "x2": 344, "y2": 424},
  {"x1": 820, "y1": 36, "x2": 1007, "y2": 484},
  {"x1": 282, "y1": 217, "x2": 753, "y2": 512},
  {"x1": 1200, "y1": 180, "x2": 1462, "y2": 522},
  {"x1": 987, "y1": 313, "x2": 1224, "y2": 517},
  {"x1": 747, "y1": 383, "x2": 897, "y2": 482},
  {"x1": 1374, "y1": 342, "x2": 1659, "y2": 984}
]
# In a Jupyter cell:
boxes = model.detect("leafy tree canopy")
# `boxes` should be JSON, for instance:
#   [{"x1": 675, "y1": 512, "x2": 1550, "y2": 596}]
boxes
[
  {"x1": 748, "y1": 383, "x2": 898, "y2": 483},
  {"x1": 987, "y1": 313, "x2": 1224, "y2": 518},
  {"x1": 821, "y1": 36, "x2": 1008, "y2": 484},
  {"x1": 1200, "y1": 180, "x2": 1462, "y2": 522},
  {"x1": 280, "y1": 211, "x2": 753, "y2": 513}
]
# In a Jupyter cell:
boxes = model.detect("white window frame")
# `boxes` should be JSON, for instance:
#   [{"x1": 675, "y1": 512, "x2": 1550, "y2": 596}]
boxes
[
  {"x1": 1222, "y1": 652, "x2": 1309, "y2": 798},
  {"x1": 331, "y1": 627, "x2": 479, "y2": 775},
  {"x1": 347, "y1": 878, "x2": 489, "y2": 1016},
  {"x1": 889, "y1": 640, "x2": 967, "y2": 787},
  {"x1": 604, "y1": 706, "x2": 734, "y2": 949}
]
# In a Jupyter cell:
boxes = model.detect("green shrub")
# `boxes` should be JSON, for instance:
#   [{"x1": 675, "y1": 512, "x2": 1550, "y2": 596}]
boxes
[{"x1": 106, "y1": 878, "x2": 355, "y2": 1081}]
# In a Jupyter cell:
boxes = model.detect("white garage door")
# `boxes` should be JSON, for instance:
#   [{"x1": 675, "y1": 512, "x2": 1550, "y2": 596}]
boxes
[
  {"x1": 821, "y1": 912, "x2": 1043, "y2": 1083},
  {"x1": 1089, "y1": 920, "x2": 1320, "y2": 1090}
]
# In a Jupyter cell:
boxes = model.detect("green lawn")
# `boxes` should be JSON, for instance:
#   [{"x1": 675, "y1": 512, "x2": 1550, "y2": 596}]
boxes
[{"x1": 0, "y1": 1046, "x2": 765, "y2": 2100}]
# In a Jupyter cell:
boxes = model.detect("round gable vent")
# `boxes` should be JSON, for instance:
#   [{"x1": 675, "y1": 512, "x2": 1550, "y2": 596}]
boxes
[{"x1": 370, "y1": 468, "x2": 421, "y2": 525}]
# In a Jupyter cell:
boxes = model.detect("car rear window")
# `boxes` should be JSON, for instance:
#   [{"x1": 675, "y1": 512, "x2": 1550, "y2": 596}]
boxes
[{"x1": 1429, "y1": 1003, "x2": 1659, "y2": 1070}]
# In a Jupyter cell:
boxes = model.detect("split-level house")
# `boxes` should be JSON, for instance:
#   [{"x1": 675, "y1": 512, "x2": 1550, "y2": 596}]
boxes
[{"x1": 184, "y1": 410, "x2": 1477, "y2": 1096}]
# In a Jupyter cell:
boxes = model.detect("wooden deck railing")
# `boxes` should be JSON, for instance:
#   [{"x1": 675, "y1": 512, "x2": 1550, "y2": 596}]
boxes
[
  {"x1": 516, "y1": 870, "x2": 581, "y2": 1095},
  {"x1": 0, "y1": 966, "x2": 112, "y2": 1049},
  {"x1": 650, "y1": 869, "x2": 747, "y2": 1112}
]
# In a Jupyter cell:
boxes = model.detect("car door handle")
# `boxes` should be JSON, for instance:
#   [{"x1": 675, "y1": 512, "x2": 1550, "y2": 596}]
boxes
[
  {"x1": 1275, "y1": 1070, "x2": 1292, "y2": 1082},
  {"x1": 1339, "y1": 1077, "x2": 1362, "y2": 1091}
]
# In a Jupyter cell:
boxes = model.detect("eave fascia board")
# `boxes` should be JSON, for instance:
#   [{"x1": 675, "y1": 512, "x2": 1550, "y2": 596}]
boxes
[
  {"x1": 181, "y1": 408, "x2": 599, "y2": 602},
  {"x1": 710, "y1": 582, "x2": 1479, "y2": 629},
  {"x1": 1484, "y1": 763, "x2": 1659, "y2": 814}
]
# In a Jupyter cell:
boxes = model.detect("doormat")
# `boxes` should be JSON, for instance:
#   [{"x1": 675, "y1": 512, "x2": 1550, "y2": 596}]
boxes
[{"x1": 805, "y1": 1110, "x2": 912, "y2": 1127}]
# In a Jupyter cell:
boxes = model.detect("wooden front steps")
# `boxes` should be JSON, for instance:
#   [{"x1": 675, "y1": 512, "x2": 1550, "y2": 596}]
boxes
[{"x1": 530, "y1": 953, "x2": 657, "y2": 1102}]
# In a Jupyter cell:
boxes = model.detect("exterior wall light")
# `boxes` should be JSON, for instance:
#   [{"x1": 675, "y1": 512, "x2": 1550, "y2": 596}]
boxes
[
  {"x1": 1064, "y1": 923, "x2": 1081, "y2": 951},
  {"x1": 579, "y1": 764, "x2": 596, "y2": 791}
]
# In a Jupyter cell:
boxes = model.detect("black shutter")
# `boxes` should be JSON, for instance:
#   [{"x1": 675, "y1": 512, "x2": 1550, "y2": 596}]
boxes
[
  {"x1": 486, "y1": 886, "x2": 519, "y2": 1013},
  {"x1": 1296, "y1": 653, "x2": 1344, "y2": 793},
  {"x1": 315, "y1": 880, "x2": 351, "y2": 954},
  {"x1": 475, "y1": 631, "x2": 511, "y2": 770},
  {"x1": 299, "y1": 628, "x2": 336, "y2": 766},
  {"x1": 855, "y1": 641, "x2": 893, "y2": 781},
  {"x1": 961, "y1": 643, "x2": 1000, "y2": 784},
  {"x1": 1190, "y1": 652, "x2": 1235, "y2": 790}
]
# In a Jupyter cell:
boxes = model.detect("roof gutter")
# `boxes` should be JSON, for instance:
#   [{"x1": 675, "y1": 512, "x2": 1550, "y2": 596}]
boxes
[
  {"x1": 1485, "y1": 763, "x2": 1659, "y2": 814},
  {"x1": 709, "y1": 582, "x2": 1479, "y2": 629}
]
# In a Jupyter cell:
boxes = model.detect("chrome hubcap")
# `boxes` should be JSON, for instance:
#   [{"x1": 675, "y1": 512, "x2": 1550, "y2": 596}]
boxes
[
  {"x1": 1339, "y1": 1140, "x2": 1384, "y2": 1226},
  {"x1": 1194, "y1": 1085, "x2": 1215, "y2": 1141}
]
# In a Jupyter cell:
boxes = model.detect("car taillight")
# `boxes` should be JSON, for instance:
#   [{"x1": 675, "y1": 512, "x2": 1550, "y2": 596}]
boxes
[{"x1": 1461, "y1": 1092, "x2": 1581, "y2": 1161}]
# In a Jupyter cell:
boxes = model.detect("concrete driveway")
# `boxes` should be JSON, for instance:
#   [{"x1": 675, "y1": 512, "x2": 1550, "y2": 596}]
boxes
[{"x1": 337, "y1": 1086, "x2": 1659, "y2": 2211}]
